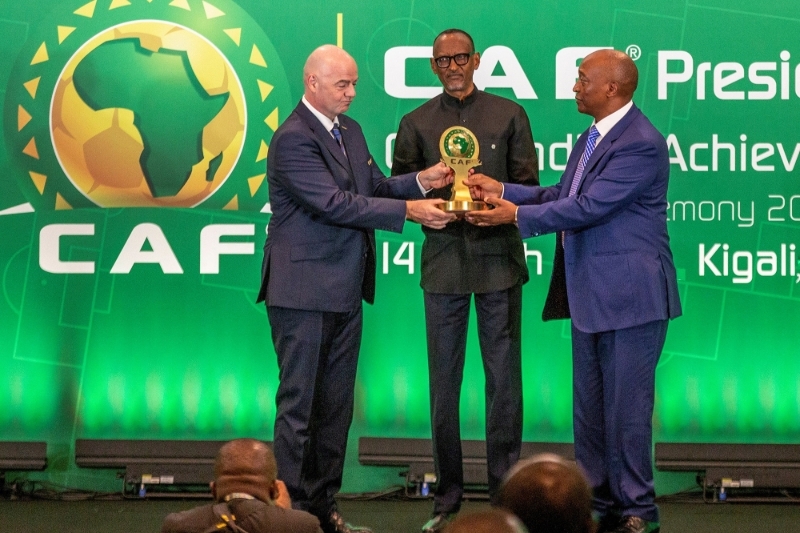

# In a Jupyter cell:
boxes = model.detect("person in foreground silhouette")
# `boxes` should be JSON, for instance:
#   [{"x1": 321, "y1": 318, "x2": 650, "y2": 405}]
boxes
[{"x1": 160, "y1": 438, "x2": 322, "y2": 533}]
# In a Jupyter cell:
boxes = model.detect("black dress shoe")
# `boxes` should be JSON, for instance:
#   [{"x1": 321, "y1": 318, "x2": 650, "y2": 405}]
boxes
[
  {"x1": 322, "y1": 510, "x2": 373, "y2": 533},
  {"x1": 421, "y1": 513, "x2": 455, "y2": 533},
  {"x1": 609, "y1": 515, "x2": 660, "y2": 533}
]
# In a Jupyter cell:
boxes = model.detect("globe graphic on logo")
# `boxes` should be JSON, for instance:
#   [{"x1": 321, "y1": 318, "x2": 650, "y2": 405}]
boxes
[
  {"x1": 443, "y1": 128, "x2": 476, "y2": 159},
  {"x1": 50, "y1": 21, "x2": 246, "y2": 208},
  {"x1": 448, "y1": 134, "x2": 470, "y2": 157}
]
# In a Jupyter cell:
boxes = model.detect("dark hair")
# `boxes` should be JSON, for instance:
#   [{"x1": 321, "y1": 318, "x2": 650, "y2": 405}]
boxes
[
  {"x1": 444, "y1": 509, "x2": 527, "y2": 533},
  {"x1": 434, "y1": 29, "x2": 475, "y2": 51},
  {"x1": 498, "y1": 456, "x2": 594, "y2": 533}
]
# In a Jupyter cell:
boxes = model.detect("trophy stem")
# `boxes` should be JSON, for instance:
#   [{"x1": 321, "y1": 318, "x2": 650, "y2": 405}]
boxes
[{"x1": 436, "y1": 169, "x2": 488, "y2": 214}]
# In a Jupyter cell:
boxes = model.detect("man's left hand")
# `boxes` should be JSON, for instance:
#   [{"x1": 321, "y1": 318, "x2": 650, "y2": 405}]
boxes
[
  {"x1": 418, "y1": 162, "x2": 454, "y2": 190},
  {"x1": 465, "y1": 197, "x2": 518, "y2": 227}
]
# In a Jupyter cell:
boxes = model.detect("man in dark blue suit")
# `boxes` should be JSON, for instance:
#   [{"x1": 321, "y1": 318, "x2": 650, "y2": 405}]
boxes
[
  {"x1": 257, "y1": 44, "x2": 455, "y2": 533},
  {"x1": 464, "y1": 49, "x2": 682, "y2": 533}
]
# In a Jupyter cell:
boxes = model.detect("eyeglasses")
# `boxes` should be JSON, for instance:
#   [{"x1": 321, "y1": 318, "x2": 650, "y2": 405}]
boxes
[{"x1": 434, "y1": 52, "x2": 474, "y2": 68}]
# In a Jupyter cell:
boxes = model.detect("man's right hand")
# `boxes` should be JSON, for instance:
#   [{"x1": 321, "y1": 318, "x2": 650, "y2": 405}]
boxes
[
  {"x1": 463, "y1": 173, "x2": 503, "y2": 200},
  {"x1": 406, "y1": 199, "x2": 457, "y2": 229}
]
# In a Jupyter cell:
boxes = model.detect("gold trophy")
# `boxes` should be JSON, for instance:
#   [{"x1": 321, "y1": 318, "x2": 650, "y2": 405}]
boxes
[{"x1": 438, "y1": 126, "x2": 489, "y2": 213}]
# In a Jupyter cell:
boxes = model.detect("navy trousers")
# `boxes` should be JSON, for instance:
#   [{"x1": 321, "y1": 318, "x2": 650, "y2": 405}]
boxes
[
  {"x1": 571, "y1": 319, "x2": 669, "y2": 523},
  {"x1": 267, "y1": 305, "x2": 362, "y2": 519}
]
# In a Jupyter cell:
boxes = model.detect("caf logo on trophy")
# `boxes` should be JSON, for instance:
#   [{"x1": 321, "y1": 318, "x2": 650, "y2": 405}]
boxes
[{"x1": 438, "y1": 126, "x2": 488, "y2": 213}]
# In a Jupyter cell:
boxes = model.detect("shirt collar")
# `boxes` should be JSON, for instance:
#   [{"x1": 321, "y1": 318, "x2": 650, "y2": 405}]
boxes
[
  {"x1": 441, "y1": 87, "x2": 479, "y2": 108},
  {"x1": 592, "y1": 100, "x2": 633, "y2": 139},
  {"x1": 302, "y1": 95, "x2": 338, "y2": 132},
  {"x1": 223, "y1": 492, "x2": 256, "y2": 502}
]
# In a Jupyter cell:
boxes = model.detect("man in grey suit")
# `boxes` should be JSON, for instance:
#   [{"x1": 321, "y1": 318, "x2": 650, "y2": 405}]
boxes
[
  {"x1": 161, "y1": 439, "x2": 322, "y2": 533},
  {"x1": 257, "y1": 44, "x2": 455, "y2": 533},
  {"x1": 465, "y1": 49, "x2": 681, "y2": 533}
]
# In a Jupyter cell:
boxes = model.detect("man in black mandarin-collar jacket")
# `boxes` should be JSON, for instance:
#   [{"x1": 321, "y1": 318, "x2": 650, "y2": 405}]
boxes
[{"x1": 391, "y1": 29, "x2": 538, "y2": 532}]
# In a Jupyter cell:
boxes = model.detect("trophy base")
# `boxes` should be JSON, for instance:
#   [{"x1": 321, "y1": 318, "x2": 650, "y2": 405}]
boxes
[{"x1": 437, "y1": 200, "x2": 489, "y2": 214}]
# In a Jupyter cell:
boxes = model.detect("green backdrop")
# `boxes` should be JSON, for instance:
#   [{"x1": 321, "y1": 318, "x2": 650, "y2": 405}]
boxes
[{"x1": 1, "y1": 0, "x2": 799, "y2": 493}]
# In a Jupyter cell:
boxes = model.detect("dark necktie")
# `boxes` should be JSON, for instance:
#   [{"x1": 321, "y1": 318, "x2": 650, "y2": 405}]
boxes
[{"x1": 331, "y1": 123, "x2": 347, "y2": 157}]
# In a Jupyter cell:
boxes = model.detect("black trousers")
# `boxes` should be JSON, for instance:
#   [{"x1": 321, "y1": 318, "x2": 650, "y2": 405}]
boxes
[{"x1": 424, "y1": 285, "x2": 523, "y2": 514}]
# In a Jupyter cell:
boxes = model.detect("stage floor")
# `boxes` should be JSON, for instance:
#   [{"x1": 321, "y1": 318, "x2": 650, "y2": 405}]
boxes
[{"x1": 2, "y1": 495, "x2": 800, "y2": 532}]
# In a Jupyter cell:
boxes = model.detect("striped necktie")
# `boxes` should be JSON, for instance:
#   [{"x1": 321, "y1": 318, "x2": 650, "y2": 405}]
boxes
[
  {"x1": 563, "y1": 125, "x2": 600, "y2": 245},
  {"x1": 568, "y1": 125, "x2": 600, "y2": 197},
  {"x1": 331, "y1": 123, "x2": 347, "y2": 157}
]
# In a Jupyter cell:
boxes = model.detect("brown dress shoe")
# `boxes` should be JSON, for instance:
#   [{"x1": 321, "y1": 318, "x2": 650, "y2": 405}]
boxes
[
  {"x1": 610, "y1": 515, "x2": 660, "y2": 533},
  {"x1": 322, "y1": 510, "x2": 373, "y2": 533},
  {"x1": 421, "y1": 513, "x2": 455, "y2": 533}
]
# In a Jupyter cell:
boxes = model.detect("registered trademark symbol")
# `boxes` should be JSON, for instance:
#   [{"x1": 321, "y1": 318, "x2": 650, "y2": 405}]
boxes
[{"x1": 626, "y1": 45, "x2": 642, "y2": 60}]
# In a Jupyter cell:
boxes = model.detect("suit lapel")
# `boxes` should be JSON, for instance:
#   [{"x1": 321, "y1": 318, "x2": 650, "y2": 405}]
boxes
[
  {"x1": 572, "y1": 105, "x2": 641, "y2": 194},
  {"x1": 295, "y1": 103, "x2": 354, "y2": 178},
  {"x1": 337, "y1": 123, "x2": 360, "y2": 193}
]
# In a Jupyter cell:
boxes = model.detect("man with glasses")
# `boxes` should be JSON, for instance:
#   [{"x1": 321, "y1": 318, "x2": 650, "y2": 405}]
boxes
[{"x1": 391, "y1": 28, "x2": 538, "y2": 533}]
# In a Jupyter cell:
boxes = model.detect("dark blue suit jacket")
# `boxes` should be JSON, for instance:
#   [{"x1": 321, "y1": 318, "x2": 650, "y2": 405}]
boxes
[
  {"x1": 257, "y1": 102, "x2": 424, "y2": 312},
  {"x1": 504, "y1": 104, "x2": 682, "y2": 333}
]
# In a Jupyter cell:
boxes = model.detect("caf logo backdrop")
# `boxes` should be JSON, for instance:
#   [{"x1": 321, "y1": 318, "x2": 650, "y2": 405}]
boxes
[{"x1": 3, "y1": 0, "x2": 291, "y2": 211}]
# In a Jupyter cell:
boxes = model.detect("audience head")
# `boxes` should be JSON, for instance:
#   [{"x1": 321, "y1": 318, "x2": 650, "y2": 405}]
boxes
[
  {"x1": 211, "y1": 438, "x2": 279, "y2": 504},
  {"x1": 443, "y1": 509, "x2": 528, "y2": 533},
  {"x1": 498, "y1": 453, "x2": 594, "y2": 533}
]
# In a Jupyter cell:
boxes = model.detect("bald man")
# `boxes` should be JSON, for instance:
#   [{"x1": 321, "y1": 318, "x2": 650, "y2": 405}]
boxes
[
  {"x1": 498, "y1": 454, "x2": 594, "y2": 533},
  {"x1": 465, "y1": 49, "x2": 681, "y2": 533},
  {"x1": 161, "y1": 439, "x2": 322, "y2": 533},
  {"x1": 257, "y1": 45, "x2": 455, "y2": 533},
  {"x1": 442, "y1": 509, "x2": 527, "y2": 533}
]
